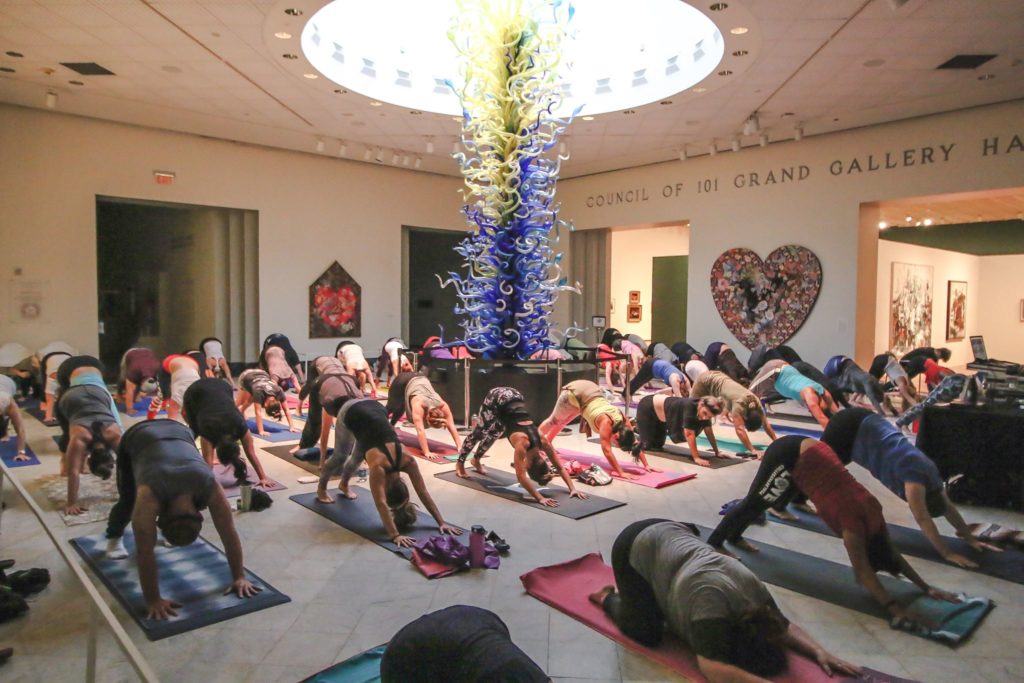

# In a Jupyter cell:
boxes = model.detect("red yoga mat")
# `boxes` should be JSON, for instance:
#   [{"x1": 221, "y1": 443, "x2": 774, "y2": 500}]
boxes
[
  {"x1": 520, "y1": 553, "x2": 914, "y2": 683},
  {"x1": 555, "y1": 448, "x2": 697, "y2": 489},
  {"x1": 395, "y1": 428, "x2": 457, "y2": 463}
]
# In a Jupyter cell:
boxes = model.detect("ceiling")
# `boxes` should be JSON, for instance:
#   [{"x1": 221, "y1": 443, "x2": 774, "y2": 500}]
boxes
[
  {"x1": 0, "y1": 0, "x2": 1022, "y2": 179},
  {"x1": 876, "y1": 186, "x2": 1024, "y2": 227}
]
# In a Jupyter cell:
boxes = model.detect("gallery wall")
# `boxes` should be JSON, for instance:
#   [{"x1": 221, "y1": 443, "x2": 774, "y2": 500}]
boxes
[
  {"x1": 608, "y1": 223, "x2": 689, "y2": 340},
  {"x1": 558, "y1": 100, "x2": 1024, "y2": 367},
  {"x1": 976, "y1": 254, "x2": 1024, "y2": 361},
  {"x1": 0, "y1": 104, "x2": 464, "y2": 359}
]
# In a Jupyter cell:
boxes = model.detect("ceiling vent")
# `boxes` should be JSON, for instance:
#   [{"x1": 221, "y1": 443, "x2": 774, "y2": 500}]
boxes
[
  {"x1": 60, "y1": 62, "x2": 115, "y2": 76},
  {"x1": 936, "y1": 54, "x2": 997, "y2": 70}
]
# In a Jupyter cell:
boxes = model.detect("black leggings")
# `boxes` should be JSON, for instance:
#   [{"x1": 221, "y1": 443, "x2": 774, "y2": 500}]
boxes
[
  {"x1": 106, "y1": 448, "x2": 137, "y2": 539},
  {"x1": 628, "y1": 360, "x2": 657, "y2": 395},
  {"x1": 718, "y1": 349, "x2": 750, "y2": 385},
  {"x1": 708, "y1": 436, "x2": 804, "y2": 547},
  {"x1": 634, "y1": 396, "x2": 666, "y2": 450},
  {"x1": 603, "y1": 518, "x2": 671, "y2": 646}
]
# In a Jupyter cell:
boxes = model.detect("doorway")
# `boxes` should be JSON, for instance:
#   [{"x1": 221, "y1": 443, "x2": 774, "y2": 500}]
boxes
[
  {"x1": 96, "y1": 197, "x2": 260, "y2": 380},
  {"x1": 403, "y1": 226, "x2": 465, "y2": 345},
  {"x1": 651, "y1": 255, "x2": 688, "y2": 343}
]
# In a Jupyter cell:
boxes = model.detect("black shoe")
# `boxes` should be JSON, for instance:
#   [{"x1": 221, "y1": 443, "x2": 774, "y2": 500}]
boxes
[
  {"x1": 486, "y1": 530, "x2": 510, "y2": 554},
  {"x1": 0, "y1": 647, "x2": 12, "y2": 664}
]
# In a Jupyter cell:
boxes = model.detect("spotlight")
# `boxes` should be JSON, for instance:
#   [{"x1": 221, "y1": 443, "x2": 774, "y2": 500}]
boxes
[
  {"x1": 709, "y1": 143, "x2": 717, "y2": 156},
  {"x1": 794, "y1": 126, "x2": 804, "y2": 141},
  {"x1": 391, "y1": 151, "x2": 399, "y2": 164},
  {"x1": 402, "y1": 154, "x2": 411, "y2": 166},
  {"x1": 582, "y1": 115, "x2": 594, "y2": 121},
  {"x1": 45, "y1": 90, "x2": 57, "y2": 109},
  {"x1": 338, "y1": 141, "x2": 348, "y2": 157},
  {"x1": 364, "y1": 147, "x2": 373, "y2": 161},
  {"x1": 742, "y1": 113, "x2": 760, "y2": 136},
  {"x1": 878, "y1": 221, "x2": 888, "y2": 230},
  {"x1": 374, "y1": 147, "x2": 384, "y2": 163},
  {"x1": 759, "y1": 133, "x2": 768, "y2": 147},
  {"x1": 426, "y1": 138, "x2": 434, "y2": 154},
  {"x1": 731, "y1": 138, "x2": 740, "y2": 152},
  {"x1": 414, "y1": 157, "x2": 422, "y2": 169},
  {"x1": 923, "y1": 218, "x2": 933, "y2": 226},
  {"x1": 315, "y1": 139, "x2": 325, "y2": 153},
  {"x1": 905, "y1": 215, "x2": 913, "y2": 223},
  {"x1": 678, "y1": 147, "x2": 687, "y2": 162}
]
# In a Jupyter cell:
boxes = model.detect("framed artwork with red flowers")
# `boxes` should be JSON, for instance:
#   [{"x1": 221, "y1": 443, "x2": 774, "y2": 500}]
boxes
[{"x1": 309, "y1": 261, "x2": 361, "y2": 338}]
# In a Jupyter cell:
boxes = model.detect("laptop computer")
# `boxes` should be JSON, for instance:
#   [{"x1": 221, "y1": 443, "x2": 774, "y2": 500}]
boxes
[{"x1": 968, "y1": 335, "x2": 1020, "y2": 373}]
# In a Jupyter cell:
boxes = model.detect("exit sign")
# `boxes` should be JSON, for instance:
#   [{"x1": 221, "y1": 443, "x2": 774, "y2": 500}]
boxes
[{"x1": 153, "y1": 171, "x2": 175, "y2": 185}]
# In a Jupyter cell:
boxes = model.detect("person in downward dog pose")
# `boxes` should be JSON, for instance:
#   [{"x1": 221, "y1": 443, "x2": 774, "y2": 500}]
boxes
[
  {"x1": 235, "y1": 368, "x2": 299, "y2": 435},
  {"x1": 633, "y1": 394, "x2": 727, "y2": 468},
  {"x1": 199, "y1": 337, "x2": 235, "y2": 384},
  {"x1": 295, "y1": 355, "x2": 363, "y2": 461},
  {"x1": 336, "y1": 341, "x2": 378, "y2": 398},
  {"x1": 39, "y1": 349, "x2": 72, "y2": 424},
  {"x1": 455, "y1": 386, "x2": 589, "y2": 508},
  {"x1": 384, "y1": 372, "x2": 461, "y2": 460},
  {"x1": 260, "y1": 340, "x2": 303, "y2": 395},
  {"x1": 824, "y1": 355, "x2": 898, "y2": 417},
  {"x1": 591, "y1": 519, "x2": 861, "y2": 683},
  {"x1": 119, "y1": 347, "x2": 161, "y2": 417},
  {"x1": 822, "y1": 408, "x2": 1001, "y2": 569},
  {"x1": 749, "y1": 361, "x2": 837, "y2": 428},
  {"x1": 539, "y1": 379, "x2": 639, "y2": 479},
  {"x1": 55, "y1": 355, "x2": 123, "y2": 515},
  {"x1": 703, "y1": 342, "x2": 751, "y2": 385},
  {"x1": 182, "y1": 378, "x2": 273, "y2": 488},
  {"x1": 316, "y1": 398, "x2": 461, "y2": 547},
  {"x1": 690, "y1": 370, "x2": 778, "y2": 456},
  {"x1": 375, "y1": 337, "x2": 414, "y2": 386},
  {"x1": 103, "y1": 419, "x2": 261, "y2": 619},
  {"x1": 868, "y1": 352, "x2": 918, "y2": 410},
  {"x1": 628, "y1": 358, "x2": 690, "y2": 397},
  {"x1": 149, "y1": 354, "x2": 202, "y2": 421},
  {"x1": 709, "y1": 436, "x2": 961, "y2": 628},
  {"x1": 0, "y1": 374, "x2": 29, "y2": 461}
]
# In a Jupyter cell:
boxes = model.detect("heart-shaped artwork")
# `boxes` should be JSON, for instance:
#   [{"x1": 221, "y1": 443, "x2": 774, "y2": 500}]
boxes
[{"x1": 709, "y1": 245, "x2": 822, "y2": 350}]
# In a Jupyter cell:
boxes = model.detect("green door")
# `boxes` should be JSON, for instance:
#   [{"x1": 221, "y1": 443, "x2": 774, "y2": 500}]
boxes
[{"x1": 651, "y1": 255, "x2": 687, "y2": 343}]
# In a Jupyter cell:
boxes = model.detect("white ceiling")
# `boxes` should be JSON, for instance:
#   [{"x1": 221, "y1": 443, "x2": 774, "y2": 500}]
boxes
[
  {"x1": 877, "y1": 186, "x2": 1024, "y2": 227},
  {"x1": 0, "y1": 0, "x2": 1022, "y2": 178}
]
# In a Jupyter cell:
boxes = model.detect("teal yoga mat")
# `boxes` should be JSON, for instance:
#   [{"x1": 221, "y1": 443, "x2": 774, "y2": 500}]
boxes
[{"x1": 301, "y1": 646, "x2": 384, "y2": 683}]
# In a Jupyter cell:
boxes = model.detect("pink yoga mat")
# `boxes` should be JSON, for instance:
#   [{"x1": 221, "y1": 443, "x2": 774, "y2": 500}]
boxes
[
  {"x1": 555, "y1": 448, "x2": 696, "y2": 489},
  {"x1": 521, "y1": 553, "x2": 912, "y2": 683},
  {"x1": 395, "y1": 428, "x2": 457, "y2": 463}
]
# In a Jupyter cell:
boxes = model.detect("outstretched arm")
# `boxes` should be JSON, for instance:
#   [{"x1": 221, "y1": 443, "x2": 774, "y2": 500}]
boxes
[
  {"x1": 240, "y1": 432, "x2": 270, "y2": 485},
  {"x1": 405, "y1": 457, "x2": 459, "y2": 535},
  {"x1": 513, "y1": 447, "x2": 557, "y2": 507},
  {"x1": 132, "y1": 491, "x2": 174, "y2": 619},
  {"x1": 442, "y1": 403, "x2": 461, "y2": 449},
  {"x1": 598, "y1": 418, "x2": 633, "y2": 479},
  {"x1": 542, "y1": 439, "x2": 587, "y2": 499},
  {"x1": 802, "y1": 389, "x2": 830, "y2": 428},
  {"x1": 410, "y1": 401, "x2": 434, "y2": 458},
  {"x1": 731, "y1": 416, "x2": 759, "y2": 456},
  {"x1": 781, "y1": 623, "x2": 861, "y2": 678},
  {"x1": 7, "y1": 405, "x2": 27, "y2": 459}
]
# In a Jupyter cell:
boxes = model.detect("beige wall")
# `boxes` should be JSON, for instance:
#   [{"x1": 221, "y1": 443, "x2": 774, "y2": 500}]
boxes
[
  {"x1": 977, "y1": 254, "x2": 1024, "y2": 361},
  {"x1": 608, "y1": 223, "x2": 689, "y2": 339},
  {"x1": 560, "y1": 100, "x2": 1024, "y2": 367},
  {"x1": 874, "y1": 240, "x2": 980, "y2": 368},
  {"x1": 0, "y1": 104, "x2": 463, "y2": 358}
]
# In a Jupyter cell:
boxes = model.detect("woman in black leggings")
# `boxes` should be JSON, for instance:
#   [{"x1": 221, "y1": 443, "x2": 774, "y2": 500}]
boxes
[
  {"x1": 295, "y1": 356, "x2": 363, "y2": 461},
  {"x1": 704, "y1": 342, "x2": 750, "y2": 385},
  {"x1": 591, "y1": 519, "x2": 859, "y2": 682}
]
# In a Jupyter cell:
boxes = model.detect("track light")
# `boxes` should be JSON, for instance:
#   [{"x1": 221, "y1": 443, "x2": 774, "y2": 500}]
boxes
[
  {"x1": 402, "y1": 154, "x2": 411, "y2": 166},
  {"x1": 731, "y1": 138, "x2": 740, "y2": 152},
  {"x1": 759, "y1": 133, "x2": 768, "y2": 147},
  {"x1": 678, "y1": 147, "x2": 687, "y2": 162},
  {"x1": 315, "y1": 139, "x2": 325, "y2": 153},
  {"x1": 364, "y1": 147, "x2": 373, "y2": 161},
  {"x1": 391, "y1": 151, "x2": 399, "y2": 164},
  {"x1": 338, "y1": 141, "x2": 347, "y2": 157},
  {"x1": 426, "y1": 138, "x2": 434, "y2": 154},
  {"x1": 794, "y1": 126, "x2": 804, "y2": 141},
  {"x1": 374, "y1": 147, "x2": 384, "y2": 163},
  {"x1": 45, "y1": 90, "x2": 57, "y2": 109},
  {"x1": 742, "y1": 113, "x2": 760, "y2": 136},
  {"x1": 414, "y1": 157, "x2": 422, "y2": 169},
  {"x1": 709, "y1": 143, "x2": 717, "y2": 156}
]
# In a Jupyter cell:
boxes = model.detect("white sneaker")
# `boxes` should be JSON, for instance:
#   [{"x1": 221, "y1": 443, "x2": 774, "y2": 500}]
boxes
[{"x1": 105, "y1": 537, "x2": 128, "y2": 560}]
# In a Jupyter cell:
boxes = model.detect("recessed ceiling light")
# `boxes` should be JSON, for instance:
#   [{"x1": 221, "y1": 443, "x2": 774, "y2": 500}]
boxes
[
  {"x1": 731, "y1": 50, "x2": 748, "y2": 57},
  {"x1": 303, "y1": 73, "x2": 318, "y2": 79},
  {"x1": 692, "y1": 87, "x2": 707, "y2": 93},
  {"x1": 284, "y1": 8, "x2": 303, "y2": 16},
  {"x1": 864, "y1": 58, "x2": 886, "y2": 68},
  {"x1": 923, "y1": 218, "x2": 933, "y2": 226},
  {"x1": 659, "y1": 100, "x2": 672, "y2": 105},
  {"x1": 905, "y1": 215, "x2": 913, "y2": 223},
  {"x1": 709, "y1": 3, "x2": 728, "y2": 10},
  {"x1": 334, "y1": 88, "x2": 348, "y2": 94},
  {"x1": 369, "y1": 100, "x2": 383, "y2": 107},
  {"x1": 5, "y1": 51, "x2": 24, "y2": 58},
  {"x1": 582, "y1": 115, "x2": 594, "y2": 120},
  {"x1": 0, "y1": 67, "x2": 14, "y2": 73},
  {"x1": 729, "y1": 27, "x2": 749, "y2": 35},
  {"x1": 283, "y1": 53, "x2": 298, "y2": 60},
  {"x1": 978, "y1": 73, "x2": 995, "y2": 80},
  {"x1": 274, "y1": 32, "x2": 293, "y2": 40},
  {"x1": 878, "y1": 221, "x2": 888, "y2": 230},
  {"x1": 717, "y1": 70, "x2": 733, "y2": 76},
  {"x1": 69, "y1": 80, "x2": 84, "y2": 85}
]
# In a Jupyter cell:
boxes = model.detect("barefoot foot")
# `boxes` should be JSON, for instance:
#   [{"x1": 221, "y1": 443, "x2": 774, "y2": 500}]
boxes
[
  {"x1": 588, "y1": 585, "x2": 615, "y2": 606},
  {"x1": 767, "y1": 508, "x2": 797, "y2": 521}
]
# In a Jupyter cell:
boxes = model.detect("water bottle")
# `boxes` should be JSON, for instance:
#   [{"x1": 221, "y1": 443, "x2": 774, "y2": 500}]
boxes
[
  {"x1": 469, "y1": 525, "x2": 486, "y2": 568},
  {"x1": 356, "y1": 465, "x2": 368, "y2": 481}
]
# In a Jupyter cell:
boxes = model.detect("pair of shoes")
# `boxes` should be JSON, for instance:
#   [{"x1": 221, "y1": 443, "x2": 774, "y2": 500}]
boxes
[{"x1": 486, "y1": 530, "x2": 510, "y2": 554}]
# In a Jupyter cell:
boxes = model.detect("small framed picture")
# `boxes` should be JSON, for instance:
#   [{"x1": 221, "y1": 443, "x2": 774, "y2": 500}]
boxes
[
  {"x1": 591, "y1": 315, "x2": 607, "y2": 328},
  {"x1": 627, "y1": 304, "x2": 642, "y2": 323},
  {"x1": 628, "y1": 290, "x2": 641, "y2": 305}
]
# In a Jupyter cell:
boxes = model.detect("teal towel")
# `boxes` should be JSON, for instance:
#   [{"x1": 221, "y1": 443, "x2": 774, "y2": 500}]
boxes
[
  {"x1": 894, "y1": 593, "x2": 993, "y2": 645},
  {"x1": 302, "y1": 645, "x2": 385, "y2": 683}
]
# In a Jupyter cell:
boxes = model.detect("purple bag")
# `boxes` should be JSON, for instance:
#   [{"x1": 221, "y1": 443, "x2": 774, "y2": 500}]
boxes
[{"x1": 414, "y1": 535, "x2": 500, "y2": 569}]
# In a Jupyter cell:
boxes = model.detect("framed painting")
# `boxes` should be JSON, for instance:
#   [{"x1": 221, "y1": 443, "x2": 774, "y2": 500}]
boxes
[
  {"x1": 628, "y1": 290, "x2": 641, "y2": 305},
  {"x1": 627, "y1": 304, "x2": 642, "y2": 323},
  {"x1": 946, "y1": 280, "x2": 967, "y2": 341},
  {"x1": 889, "y1": 262, "x2": 933, "y2": 355},
  {"x1": 309, "y1": 261, "x2": 361, "y2": 338}
]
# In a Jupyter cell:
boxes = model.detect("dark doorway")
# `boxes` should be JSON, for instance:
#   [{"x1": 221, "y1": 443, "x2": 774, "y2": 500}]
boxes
[
  {"x1": 405, "y1": 227, "x2": 465, "y2": 346},
  {"x1": 96, "y1": 197, "x2": 259, "y2": 381},
  {"x1": 651, "y1": 255, "x2": 688, "y2": 343}
]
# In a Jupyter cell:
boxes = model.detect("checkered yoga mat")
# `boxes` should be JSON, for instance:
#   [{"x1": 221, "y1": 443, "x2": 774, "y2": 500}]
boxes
[{"x1": 70, "y1": 531, "x2": 290, "y2": 640}]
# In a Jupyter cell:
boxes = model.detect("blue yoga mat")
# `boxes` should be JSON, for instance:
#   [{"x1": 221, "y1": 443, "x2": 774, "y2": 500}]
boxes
[
  {"x1": 118, "y1": 396, "x2": 164, "y2": 417},
  {"x1": 771, "y1": 424, "x2": 824, "y2": 438},
  {"x1": 22, "y1": 400, "x2": 57, "y2": 427},
  {"x1": 0, "y1": 440, "x2": 40, "y2": 467},
  {"x1": 70, "y1": 531, "x2": 290, "y2": 640},
  {"x1": 246, "y1": 418, "x2": 299, "y2": 442},
  {"x1": 301, "y1": 645, "x2": 385, "y2": 683}
]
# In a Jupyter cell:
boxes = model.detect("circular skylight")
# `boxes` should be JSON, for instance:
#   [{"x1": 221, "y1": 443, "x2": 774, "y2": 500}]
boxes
[{"x1": 301, "y1": 0, "x2": 724, "y2": 117}]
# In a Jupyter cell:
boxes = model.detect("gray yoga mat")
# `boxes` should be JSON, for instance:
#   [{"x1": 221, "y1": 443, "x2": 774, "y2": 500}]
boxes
[
  {"x1": 768, "y1": 507, "x2": 1024, "y2": 585},
  {"x1": 290, "y1": 489, "x2": 458, "y2": 561},
  {"x1": 435, "y1": 468, "x2": 625, "y2": 520},
  {"x1": 263, "y1": 444, "x2": 327, "y2": 477}
]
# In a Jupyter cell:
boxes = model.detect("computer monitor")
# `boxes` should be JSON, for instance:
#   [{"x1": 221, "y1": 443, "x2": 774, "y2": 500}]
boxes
[{"x1": 970, "y1": 335, "x2": 987, "y2": 362}]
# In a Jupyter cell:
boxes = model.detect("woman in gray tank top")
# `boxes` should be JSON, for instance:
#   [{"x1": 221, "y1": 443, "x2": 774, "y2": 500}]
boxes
[{"x1": 104, "y1": 419, "x2": 261, "y2": 620}]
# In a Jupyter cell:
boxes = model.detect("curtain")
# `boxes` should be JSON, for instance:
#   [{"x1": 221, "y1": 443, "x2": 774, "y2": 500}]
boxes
[{"x1": 569, "y1": 228, "x2": 611, "y2": 345}]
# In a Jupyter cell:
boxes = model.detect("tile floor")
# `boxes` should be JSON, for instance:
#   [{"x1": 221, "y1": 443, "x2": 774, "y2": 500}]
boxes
[{"x1": 1, "y1": 406, "x2": 1023, "y2": 682}]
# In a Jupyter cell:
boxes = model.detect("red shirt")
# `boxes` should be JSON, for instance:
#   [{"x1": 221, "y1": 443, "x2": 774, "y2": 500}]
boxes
[
  {"x1": 792, "y1": 442, "x2": 886, "y2": 538},
  {"x1": 923, "y1": 359, "x2": 952, "y2": 387}
]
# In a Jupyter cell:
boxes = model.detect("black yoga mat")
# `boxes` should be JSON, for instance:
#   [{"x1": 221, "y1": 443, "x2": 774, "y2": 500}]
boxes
[
  {"x1": 70, "y1": 531, "x2": 290, "y2": 641},
  {"x1": 768, "y1": 507, "x2": 1024, "y2": 585},
  {"x1": 290, "y1": 489, "x2": 459, "y2": 561},
  {"x1": 23, "y1": 400, "x2": 57, "y2": 426},
  {"x1": 435, "y1": 468, "x2": 625, "y2": 520},
  {"x1": 263, "y1": 444, "x2": 331, "y2": 477}
]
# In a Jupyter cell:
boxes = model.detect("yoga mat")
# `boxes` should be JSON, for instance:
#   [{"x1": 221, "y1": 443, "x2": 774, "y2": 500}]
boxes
[
  {"x1": 520, "y1": 553, "x2": 911, "y2": 683},
  {"x1": 22, "y1": 401, "x2": 57, "y2": 426},
  {"x1": 301, "y1": 645, "x2": 384, "y2": 683},
  {"x1": 117, "y1": 396, "x2": 164, "y2": 417},
  {"x1": 435, "y1": 468, "x2": 625, "y2": 520},
  {"x1": 70, "y1": 531, "x2": 291, "y2": 640},
  {"x1": 245, "y1": 418, "x2": 299, "y2": 442},
  {"x1": 768, "y1": 507, "x2": 1024, "y2": 586},
  {"x1": 589, "y1": 436, "x2": 751, "y2": 469},
  {"x1": 212, "y1": 462, "x2": 286, "y2": 497},
  {"x1": 395, "y1": 428, "x2": 457, "y2": 463},
  {"x1": 555, "y1": 447, "x2": 697, "y2": 489},
  {"x1": 262, "y1": 444, "x2": 329, "y2": 477},
  {"x1": 772, "y1": 424, "x2": 825, "y2": 438},
  {"x1": 38, "y1": 472, "x2": 118, "y2": 526},
  {"x1": 290, "y1": 489, "x2": 463, "y2": 577},
  {"x1": 0, "y1": 440, "x2": 40, "y2": 467},
  {"x1": 695, "y1": 525, "x2": 993, "y2": 644}
]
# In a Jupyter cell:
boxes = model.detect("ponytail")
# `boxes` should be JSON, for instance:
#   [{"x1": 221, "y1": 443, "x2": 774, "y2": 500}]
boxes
[
  {"x1": 215, "y1": 435, "x2": 247, "y2": 484},
  {"x1": 87, "y1": 420, "x2": 114, "y2": 480}
]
